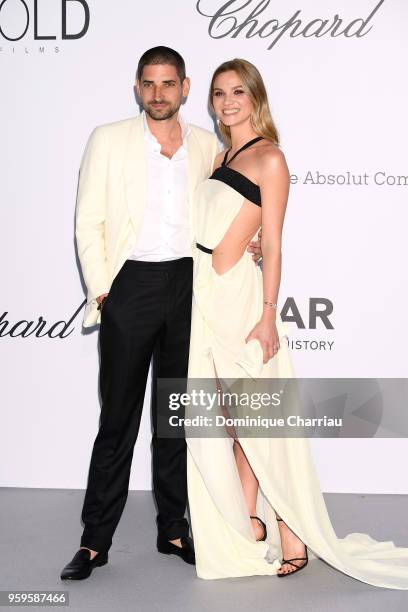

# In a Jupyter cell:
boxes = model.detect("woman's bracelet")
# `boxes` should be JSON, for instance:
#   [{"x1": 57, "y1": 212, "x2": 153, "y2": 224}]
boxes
[{"x1": 263, "y1": 300, "x2": 277, "y2": 309}]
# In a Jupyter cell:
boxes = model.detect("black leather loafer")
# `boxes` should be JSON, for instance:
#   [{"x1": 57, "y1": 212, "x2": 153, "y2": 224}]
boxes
[
  {"x1": 157, "y1": 535, "x2": 195, "y2": 565},
  {"x1": 60, "y1": 549, "x2": 108, "y2": 580}
]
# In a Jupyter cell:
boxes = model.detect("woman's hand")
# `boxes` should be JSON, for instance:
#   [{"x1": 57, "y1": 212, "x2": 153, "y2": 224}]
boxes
[
  {"x1": 247, "y1": 228, "x2": 262, "y2": 263},
  {"x1": 245, "y1": 316, "x2": 280, "y2": 364},
  {"x1": 96, "y1": 292, "x2": 109, "y2": 311}
]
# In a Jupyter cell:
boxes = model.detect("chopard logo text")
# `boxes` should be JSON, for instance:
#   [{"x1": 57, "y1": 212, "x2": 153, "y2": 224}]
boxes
[{"x1": 196, "y1": 0, "x2": 385, "y2": 50}]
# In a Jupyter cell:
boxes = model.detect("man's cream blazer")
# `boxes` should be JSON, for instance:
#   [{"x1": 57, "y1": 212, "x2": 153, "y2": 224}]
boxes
[{"x1": 75, "y1": 114, "x2": 218, "y2": 327}]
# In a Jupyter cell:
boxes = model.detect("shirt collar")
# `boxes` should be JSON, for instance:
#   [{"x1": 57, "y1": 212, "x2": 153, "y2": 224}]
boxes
[{"x1": 142, "y1": 110, "x2": 191, "y2": 148}]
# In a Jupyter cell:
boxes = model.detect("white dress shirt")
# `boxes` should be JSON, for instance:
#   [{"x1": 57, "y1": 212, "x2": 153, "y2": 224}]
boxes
[{"x1": 128, "y1": 111, "x2": 192, "y2": 262}]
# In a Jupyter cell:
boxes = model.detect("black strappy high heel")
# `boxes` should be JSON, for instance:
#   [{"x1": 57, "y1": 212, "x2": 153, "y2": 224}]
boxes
[
  {"x1": 250, "y1": 515, "x2": 267, "y2": 542},
  {"x1": 276, "y1": 516, "x2": 308, "y2": 577}
]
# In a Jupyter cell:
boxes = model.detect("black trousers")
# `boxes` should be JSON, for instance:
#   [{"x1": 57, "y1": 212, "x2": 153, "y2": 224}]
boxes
[{"x1": 80, "y1": 257, "x2": 193, "y2": 553}]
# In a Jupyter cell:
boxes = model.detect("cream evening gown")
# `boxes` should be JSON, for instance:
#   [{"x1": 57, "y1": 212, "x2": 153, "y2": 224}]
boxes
[{"x1": 185, "y1": 138, "x2": 408, "y2": 588}]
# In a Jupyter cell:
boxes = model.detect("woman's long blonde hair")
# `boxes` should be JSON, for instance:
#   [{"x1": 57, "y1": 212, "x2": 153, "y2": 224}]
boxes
[{"x1": 209, "y1": 58, "x2": 279, "y2": 147}]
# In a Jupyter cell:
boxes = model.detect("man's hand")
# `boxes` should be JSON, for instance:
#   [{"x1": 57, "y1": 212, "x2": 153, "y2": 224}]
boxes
[
  {"x1": 96, "y1": 293, "x2": 108, "y2": 310},
  {"x1": 247, "y1": 228, "x2": 262, "y2": 263}
]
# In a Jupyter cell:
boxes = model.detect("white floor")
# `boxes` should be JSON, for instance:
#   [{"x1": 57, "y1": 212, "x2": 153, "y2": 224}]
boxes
[{"x1": 1, "y1": 489, "x2": 407, "y2": 611}]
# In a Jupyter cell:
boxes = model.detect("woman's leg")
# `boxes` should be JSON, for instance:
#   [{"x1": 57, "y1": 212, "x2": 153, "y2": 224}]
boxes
[
  {"x1": 211, "y1": 357, "x2": 265, "y2": 540},
  {"x1": 233, "y1": 440, "x2": 266, "y2": 541}
]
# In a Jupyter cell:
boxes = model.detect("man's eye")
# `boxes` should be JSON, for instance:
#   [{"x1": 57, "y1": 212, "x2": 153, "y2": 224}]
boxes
[{"x1": 214, "y1": 91, "x2": 223, "y2": 97}]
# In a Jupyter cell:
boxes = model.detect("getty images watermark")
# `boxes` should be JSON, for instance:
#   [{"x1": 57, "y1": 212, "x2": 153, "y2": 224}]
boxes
[
  {"x1": 167, "y1": 387, "x2": 342, "y2": 430},
  {"x1": 156, "y1": 378, "x2": 408, "y2": 438}
]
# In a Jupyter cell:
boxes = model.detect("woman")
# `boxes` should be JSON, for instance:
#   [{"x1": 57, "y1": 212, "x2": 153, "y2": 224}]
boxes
[{"x1": 185, "y1": 58, "x2": 408, "y2": 587}]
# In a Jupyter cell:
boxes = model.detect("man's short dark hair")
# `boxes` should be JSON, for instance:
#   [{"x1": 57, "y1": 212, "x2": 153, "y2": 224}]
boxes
[{"x1": 136, "y1": 46, "x2": 186, "y2": 82}]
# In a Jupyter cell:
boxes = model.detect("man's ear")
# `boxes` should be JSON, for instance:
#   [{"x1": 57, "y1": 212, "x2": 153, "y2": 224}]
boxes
[
  {"x1": 182, "y1": 77, "x2": 191, "y2": 98},
  {"x1": 134, "y1": 81, "x2": 141, "y2": 98}
]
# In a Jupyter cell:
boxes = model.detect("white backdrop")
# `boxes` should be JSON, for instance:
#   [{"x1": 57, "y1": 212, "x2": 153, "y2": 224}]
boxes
[{"x1": 1, "y1": 0, "x2": 407, "y2": 493}]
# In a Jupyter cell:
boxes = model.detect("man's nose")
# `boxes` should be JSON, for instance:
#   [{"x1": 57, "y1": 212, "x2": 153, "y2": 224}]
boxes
[{"x1": 153, "y1": 85, "x2": 163, "y2": 99}]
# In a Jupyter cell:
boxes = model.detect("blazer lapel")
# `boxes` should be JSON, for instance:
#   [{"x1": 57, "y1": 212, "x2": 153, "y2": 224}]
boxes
[
  {"x1": 187, "y1": 130, "x2": 204, "y2": 243},
  {"x1": 124, "y1": 114, "x2": 148, "y2": 236},
  {"x1": 124, "y1": 117, "x2": 205, "y2": 244}
]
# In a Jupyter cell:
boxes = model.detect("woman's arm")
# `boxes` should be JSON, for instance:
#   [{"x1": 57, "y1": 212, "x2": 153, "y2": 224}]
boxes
[
  {"x1": 245, "y1": 147, "x2": 290, "y2": 362},
  {"x1": 259, "y1": 147, "x2": 290, "y2": 317}
]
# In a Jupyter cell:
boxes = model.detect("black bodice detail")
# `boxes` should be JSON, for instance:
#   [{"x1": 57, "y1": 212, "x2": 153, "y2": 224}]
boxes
[
  {"x1": 209, "y1": 136, "x2": 263, "y2": 207},
  {"x1": 210, "y1": 166, "x2": 261, "y2": 206}
]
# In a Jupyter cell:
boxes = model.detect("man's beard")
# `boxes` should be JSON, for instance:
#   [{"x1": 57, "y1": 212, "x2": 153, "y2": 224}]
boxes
[{"x1": 144, "y1": 101, "x2": 181, "y2": 121}]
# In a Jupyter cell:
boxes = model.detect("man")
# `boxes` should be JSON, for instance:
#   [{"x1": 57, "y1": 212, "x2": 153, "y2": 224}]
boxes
[{"x1": 61, "y1": 46, "x2": 260, "y2": 581}]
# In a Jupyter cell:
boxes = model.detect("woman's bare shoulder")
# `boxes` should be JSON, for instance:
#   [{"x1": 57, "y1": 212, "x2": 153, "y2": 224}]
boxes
[{"x1": 257, "y1": 141, "x2": 288, "y2": 175}]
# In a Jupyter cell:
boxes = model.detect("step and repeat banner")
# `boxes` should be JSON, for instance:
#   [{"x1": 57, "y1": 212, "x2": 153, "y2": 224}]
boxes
[{"x1": 1, "y1": 0, "x2": 407, "y2": 492}]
